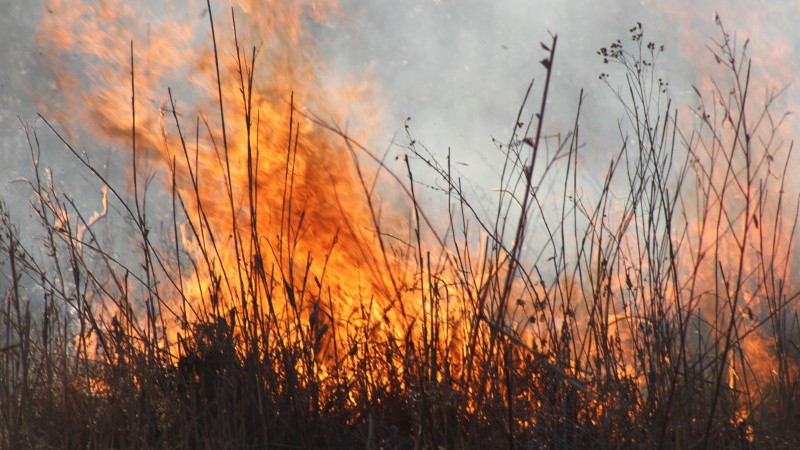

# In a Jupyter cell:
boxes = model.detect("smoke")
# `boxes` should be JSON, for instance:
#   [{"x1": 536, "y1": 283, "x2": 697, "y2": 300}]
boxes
[{"x1": 1, "y1": 0, "x2": 797, "y2": 231}]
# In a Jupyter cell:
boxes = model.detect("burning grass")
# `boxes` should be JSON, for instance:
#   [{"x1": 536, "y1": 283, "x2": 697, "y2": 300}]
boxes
[{"x1": 2, "y1": 5, "x2": 800, "y2": 449}]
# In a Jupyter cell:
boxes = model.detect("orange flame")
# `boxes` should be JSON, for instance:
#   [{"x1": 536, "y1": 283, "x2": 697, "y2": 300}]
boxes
[{"x1": 36, "y1": 0, "x2": 432, "y2": 366}]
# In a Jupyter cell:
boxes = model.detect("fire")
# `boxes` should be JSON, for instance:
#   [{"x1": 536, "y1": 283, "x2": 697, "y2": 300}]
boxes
[
  {"x1": 24, "y1": 1, "x2": 800, "y2": 445},
  {"x1": 40, "y1": 1, "x2": 432, "y2": 362}
]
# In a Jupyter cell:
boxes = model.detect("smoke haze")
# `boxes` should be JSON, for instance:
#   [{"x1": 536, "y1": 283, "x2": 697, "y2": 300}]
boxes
[{"x1": 1, "y1": 0, "x2": 798, "y2": 217}]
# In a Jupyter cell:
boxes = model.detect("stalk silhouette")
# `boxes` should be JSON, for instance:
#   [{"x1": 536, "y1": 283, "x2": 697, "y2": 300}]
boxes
[{"x1": 2, "y1": 13, "x2": 799, "y2": 449}]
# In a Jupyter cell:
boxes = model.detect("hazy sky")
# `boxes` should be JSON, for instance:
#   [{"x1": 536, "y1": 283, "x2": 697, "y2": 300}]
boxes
[
  {"x1": 1, "y1": 0, "x2": 798, "y2": 216},
  {"x1": 317, "y1": 0, "x2": 799, "y2": 195}
]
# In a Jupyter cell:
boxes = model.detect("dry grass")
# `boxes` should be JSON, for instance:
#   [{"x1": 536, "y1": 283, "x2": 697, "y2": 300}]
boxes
[{"x1": 2, "y1": 16, "x2": 799, "y2": 449}]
